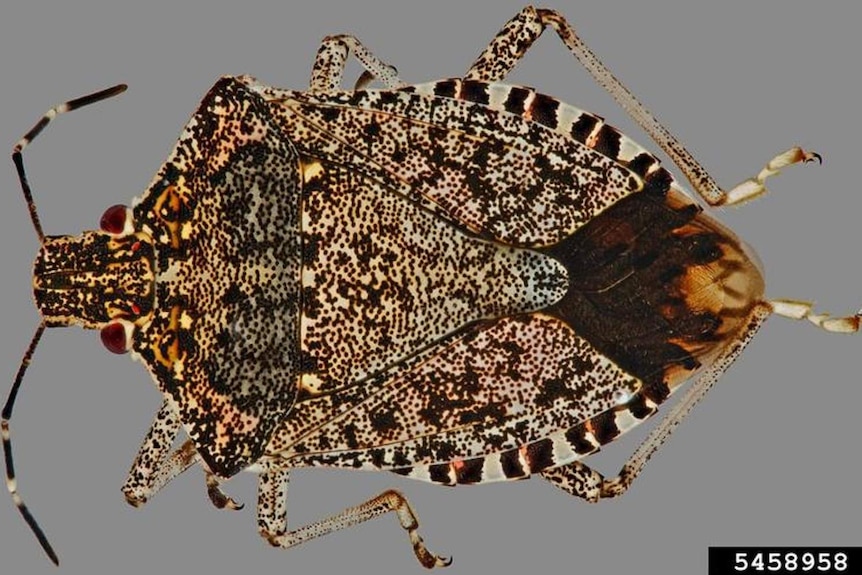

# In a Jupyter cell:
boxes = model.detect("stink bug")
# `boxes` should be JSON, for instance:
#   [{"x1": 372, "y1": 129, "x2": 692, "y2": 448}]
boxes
[{"x1": 3, "y1": 4, "x2": 860, "y2": 573}]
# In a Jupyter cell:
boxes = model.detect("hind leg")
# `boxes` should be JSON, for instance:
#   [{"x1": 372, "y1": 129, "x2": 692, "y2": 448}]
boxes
[{"x1": 465, "y1": 7, "x2": 820, "y2": 207}]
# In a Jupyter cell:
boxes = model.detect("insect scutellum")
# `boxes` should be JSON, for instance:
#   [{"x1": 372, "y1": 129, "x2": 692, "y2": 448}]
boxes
[{"x1": 4, "y1": 6, "x2": 861, "y2": 570}]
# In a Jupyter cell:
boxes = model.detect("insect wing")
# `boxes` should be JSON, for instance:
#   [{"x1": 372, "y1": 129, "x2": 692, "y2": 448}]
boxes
[
  {"x1": 244, "y1": 77, "x2": 643, "y2": 246},
  {"x1": 269, "y1": 313, "x2": 641, "y2": 481},
  {"x1": 242, "y1": 78, "x2": 644, "y2": 477}
]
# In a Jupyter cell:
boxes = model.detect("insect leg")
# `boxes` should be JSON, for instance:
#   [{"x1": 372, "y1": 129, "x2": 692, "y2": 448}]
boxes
[
  {"x1": 769, "y1": 299, "x2": 861, "y2": 333},
  {"x1": 463, "y1": 6, "x2": 544, "y2": 84},
  {"x1": 544, "y1": 298, "x2": 859, "y2": 500},
  {"x1": 124, "y1": 422, "x2": 243, "y2": 513},
  {"x1": 256, "y1": 469, "x2": 288, "y2": 540},
  {"x1": 309, "y1": 35, "x2": 405, "y2": 93},
  {"x1": 464, "y1": 7, "x2": 819, "y2": 207},
  {"x1": 722, "y1": 148, "x2": 822, "y2": 205},
  {"x1": 256, "y1": 470, "x2": 450, "y2": 569},
  {"x1": 540, "y1": 461, "x2": 604, "y2": 502},
  {"x1": 203, "y1": 467, "x2": 243, "y2": 511},
  {"x1": 121, "y1": 401, "x2": 193, "y2": 507},
  {"x1": 550, "y1": 303, "x2": 772, "y2": 500}
]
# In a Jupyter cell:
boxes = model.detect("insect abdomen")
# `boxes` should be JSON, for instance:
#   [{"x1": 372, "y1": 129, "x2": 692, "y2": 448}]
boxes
[{"x1": 543, "y1": 187, "x2": 766, "y2": 395}]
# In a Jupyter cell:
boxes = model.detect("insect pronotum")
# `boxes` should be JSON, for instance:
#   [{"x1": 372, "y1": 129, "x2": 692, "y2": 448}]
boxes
[{"x1": 3, "y1": 5, "x2": 859, "y2": 570}]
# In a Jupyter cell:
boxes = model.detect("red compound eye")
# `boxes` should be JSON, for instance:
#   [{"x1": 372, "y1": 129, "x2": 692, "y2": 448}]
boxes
[
  {"x1": 100, "y1": 322, "x2": 130, "y2": 354},
  {"x1": 100, "y1": 204, "x2": 128, "y2": 234}
]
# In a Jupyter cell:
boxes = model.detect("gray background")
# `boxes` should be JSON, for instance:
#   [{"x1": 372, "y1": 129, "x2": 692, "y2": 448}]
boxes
[{"x1": 1, "y1": 1, "x2": 859, "y2": 573}]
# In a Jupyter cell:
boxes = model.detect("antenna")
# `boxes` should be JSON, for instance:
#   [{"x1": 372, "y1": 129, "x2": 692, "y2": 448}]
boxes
[
  {"x1": 12, "y1": 84, "x2": 127, "y2": 243},
  {"x1": 4, "y1": 84, "x2": 127, "y2": 564}
]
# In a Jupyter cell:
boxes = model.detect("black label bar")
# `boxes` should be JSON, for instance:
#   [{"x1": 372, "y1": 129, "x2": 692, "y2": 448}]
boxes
[{"x1": 709, "y1": 547, "x2": 860, "y2": 575}]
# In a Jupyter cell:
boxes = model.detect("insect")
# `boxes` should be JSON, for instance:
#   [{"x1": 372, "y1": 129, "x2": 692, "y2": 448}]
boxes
[{"x1": 3, "y1": 5, "x2": 859, "y2": 569}]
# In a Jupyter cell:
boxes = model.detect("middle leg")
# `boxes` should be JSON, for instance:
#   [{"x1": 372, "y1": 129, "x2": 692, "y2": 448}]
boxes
[
  {"x1": 256, "y1": 468, "x2": 450, "y2": 569},
  {"x1": 309, "y1": 35, "x2": 405, "y2": 93}
]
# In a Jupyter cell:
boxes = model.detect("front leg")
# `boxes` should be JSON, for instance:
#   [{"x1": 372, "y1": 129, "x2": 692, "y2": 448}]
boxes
[
  {"x1": 204, "y1": 467, "x2": 243, "y2": 511},
  {"x1": 123, "y1": 401, "x2": 245, "y2": 511},
  {"x1": 121, "y1": 400, "x2": 195, "y2": 507}
]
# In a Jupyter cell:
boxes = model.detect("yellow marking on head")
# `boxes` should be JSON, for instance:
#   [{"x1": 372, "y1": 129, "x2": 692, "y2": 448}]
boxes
[
  {"x1": 153, "y1": 306, "x2": 185, "y2": 369},
  {"x1": 153, "y1": 177, "x2": 192, "y2": 249}
]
